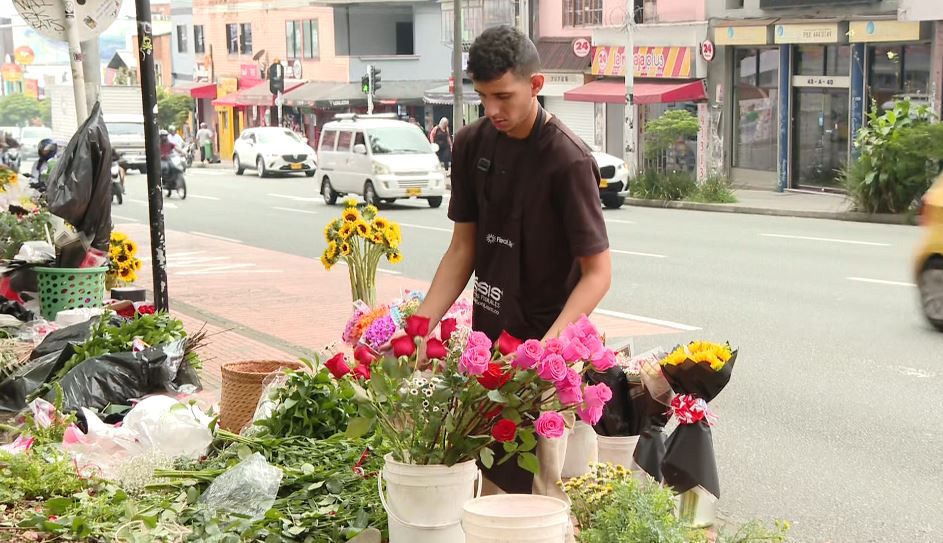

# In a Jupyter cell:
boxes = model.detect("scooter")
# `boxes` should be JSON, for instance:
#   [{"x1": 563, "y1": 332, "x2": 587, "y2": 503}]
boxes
[
  {"x1": 161, "y1": 153, "x2": 188, "y2": 199},
  {"x1": 111, "y1": 161, "x2": 123, "y2": 205}
]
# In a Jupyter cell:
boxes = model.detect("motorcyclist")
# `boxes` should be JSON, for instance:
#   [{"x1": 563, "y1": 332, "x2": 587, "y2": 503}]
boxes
[
  {"x1": 168, "y1": 125, "x2": 186, "y2": 150},
  {"x1": 29, "y1": 138, "x2": 58, "y2": 192},
  {"x1": 160, "y1": 130, "x2": 183, "y2": 190}
]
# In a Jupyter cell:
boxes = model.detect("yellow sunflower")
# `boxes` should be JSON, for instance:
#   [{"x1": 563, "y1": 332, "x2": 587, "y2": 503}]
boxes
[
  {"x1": 118, "y1": 266, "x2": 134, "y2": 280},
  {"x1": 364, "y1": 204, "x2": 379, "y2": 218},
  {"x1": 387, "y1": 250, "x2": 403, "y2": 264},
  {"x1": 320, "y1": 253, "x2": 334, "y2": 270},
  {"x1": 133, "y1": 258, "x2": 143, "y2": 271},
  {"x1": 327, "y1": 241, "x2": 338, "y2": 258},
  {"x1": 343, "y1": 197, "x2": 358, "y2": 208},
  {"x1": 338, "y1": 223, "x2": 355, "y2": 240},
  {"x1": 342, "y1": 208, "x2": 361, "y2": 223},
  {"x1": 372, "y1": 217, "x2": 389, "y2": 231},
  {"x1": 340, "y1": 242, "x2": 352, "y2": 256},
  {"x1": 110, "y1": 231, "x2": 127, "y2": 243},
  {"x1": 371, "y1": 231, "x2": 385, "y2": 245},
  {"x1": 116, "y1": 253, "x2": 130, "y2": 264},
  {"x1": 124, "y1": 240, "x2": 138, "y2": 255},
  {"x1": 354, "y1": 219, "x2": 370, "y2": 238}
]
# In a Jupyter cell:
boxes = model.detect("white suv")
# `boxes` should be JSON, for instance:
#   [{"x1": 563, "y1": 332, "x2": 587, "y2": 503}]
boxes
[{"x1": 317, "y1": 114, "x2": 447, "y2": 208}]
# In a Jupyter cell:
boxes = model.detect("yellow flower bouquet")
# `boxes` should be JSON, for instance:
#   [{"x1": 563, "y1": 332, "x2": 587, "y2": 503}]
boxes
[
  {"x1": 107, "y1": 231, "x2": 143, "y2": 287},
  {"x1": 321, "y1": 199, "x2": 402, "y2": 307}
]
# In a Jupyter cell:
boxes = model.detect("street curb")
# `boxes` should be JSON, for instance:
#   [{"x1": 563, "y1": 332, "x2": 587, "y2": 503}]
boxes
[{"x1": 626, "y1": 197, "x2": 916, "y2": 225}]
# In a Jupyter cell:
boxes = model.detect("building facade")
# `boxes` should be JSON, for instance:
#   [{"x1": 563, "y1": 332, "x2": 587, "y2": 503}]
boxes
[{"x1": 170, "y1": 0, "x2": 194, "y2": 85}]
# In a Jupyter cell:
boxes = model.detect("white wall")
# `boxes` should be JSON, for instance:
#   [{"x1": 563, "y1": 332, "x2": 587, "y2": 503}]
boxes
[{"x1": 170, "y1": 0, "x2": 193, "y2": 82}]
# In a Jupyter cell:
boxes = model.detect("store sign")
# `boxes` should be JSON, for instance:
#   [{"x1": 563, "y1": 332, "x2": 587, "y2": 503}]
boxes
[
  {"x1": 239, "y1": 63, "x2": 259, "y2": 79},
  {"x1": 591, "y1": 46, "x2": 693, "y2": 78},
  {"x1": 1, "y1": 63, "x2": 22, "y2": 82},
  {"x1": 572, "y1": 38, "x2": 591, "y2": 58},
  {"x1": 217, "y1": 76, "x2": 238, "y2": 97},
  {"x1": 700, "y1": 40, "x2": 715, "y2": 62},
  {"x1": 792, "y1": 75, "x2": 850, "y2": 88},
  {"x1": 14, "y1": 46, "x2": 35, "y2": 65},
  {"x1": 761, "y1": 0, "x2": 873, "y2": 6},
  {"x1": 287, "y1": 59, "x2": 303, "y2": 79},
  {"x1": 715, "y1": 25, "x2": 769, "y2": 46},
  {"x1": 24, "y1": 79, "x2": 39, "y2": 99},
  {"x1": 545, "y1": 73, "x2": 583, "y2": 86},
  {"x1": 774, "y1": 23, "x2": 840, "y2": 44},
  {"x1": 329, "y1": 100, "x2": 350, "y2": 107},
  {"x1": 848, "y1": 20, "x2": 921, "y2": 43}
]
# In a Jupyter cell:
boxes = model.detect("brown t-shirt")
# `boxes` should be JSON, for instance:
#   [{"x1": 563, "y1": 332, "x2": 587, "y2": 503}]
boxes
[{"x1": 448, "y1": 113, "x2": 610, "y2": 340}]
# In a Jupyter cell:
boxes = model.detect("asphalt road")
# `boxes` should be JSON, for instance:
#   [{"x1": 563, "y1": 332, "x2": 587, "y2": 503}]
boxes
[{"x1": 113, "y1": 166, "x2": 940, "y2": 542}]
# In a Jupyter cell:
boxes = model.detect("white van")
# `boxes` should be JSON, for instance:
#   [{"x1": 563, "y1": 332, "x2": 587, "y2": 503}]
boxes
[{"x1": 317, "y1": 114, "x2": 447, "y2": 208}]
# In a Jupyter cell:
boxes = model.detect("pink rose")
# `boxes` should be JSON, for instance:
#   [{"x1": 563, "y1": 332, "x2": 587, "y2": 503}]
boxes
[
  {"x1": 556, "y1": 383, "x2": 583, "y2": 405},
  {"x1": 560, "y1": 368, "x2": 581, "y2": 389},
  {"x1": 590, "y1": 348, "x2": 617, "y2": 372},
  {"x1": 468, "y1": 331, "x2": 493, "y2": 351},
  {"x1": 561, "y1": 338, "x2": 591, "y2": 363},
  {"x1": 583, "y1": 383, "x2": 613, "y2": 409},
  {"x1": 513, "y1": 339, "x2": 543, "y2": 370},
  {"x1": 577, "y1": 404, "x2": 603, "y2": 426},
  {"x1": 536, "y1": 353, "x2": 568, "y2": 383},
  {"x1": 543, "y1": 337, "x2": 570, "y2": 357},
  {"x1": 534, "y1": 412, "x2": 566, "y2": 439},
  {"x1": 582, "y1": 334, "x2": 604, "y2": 355},
  {"x1": 563, "y1": 315, "x2": 597, "y2": 341},
  {"x1": 459, "y1": 345, "x2": 491, "y2": 375}
]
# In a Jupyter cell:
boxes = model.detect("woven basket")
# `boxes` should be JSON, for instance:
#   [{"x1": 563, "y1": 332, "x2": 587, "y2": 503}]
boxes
[{"x1": 219, "y1": 360, "x2": 303, "y2": 432}]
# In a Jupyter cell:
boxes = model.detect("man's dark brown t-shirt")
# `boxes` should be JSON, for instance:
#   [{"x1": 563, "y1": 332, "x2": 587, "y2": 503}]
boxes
[{"x1": 448, "y1": 112, "x2": 610, "y2": 341}]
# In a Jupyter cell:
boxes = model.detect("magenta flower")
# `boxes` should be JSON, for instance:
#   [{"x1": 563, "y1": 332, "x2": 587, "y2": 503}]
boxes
[
  {"x1": 459, "y1": 345, "x2": 491, "y2": 375},
  {"x1": 513, "y1": 339, "x2": 543, "y2": 370},
  {"x1": 577, "y1": 404, "x2": 603, "y2": 426},
  {"x1": 534, "y1": 412, "x2": 566, "y2": 439},
  {"x1": 467, "y1": 331, "x2": 493, "y2": 351},
  {"x1": 536, "y1": 353, "x2": 568, "y2": 383},
  {"x1": 583, "y1": 383, "x2": 613, "y2": 409}
]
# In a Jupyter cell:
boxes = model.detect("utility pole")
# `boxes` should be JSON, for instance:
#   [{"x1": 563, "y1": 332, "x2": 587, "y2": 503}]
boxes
[
  {"x1": 624, "y1": 0, "x2": 638, "y2": 178},
  {"x1": 80, "y1": 38, "x2": 100, "y2": 113},
  {"x1": 452, "y1": 0, "x2": 463, "y2": 128},
  {"x1": 367, "y1": 65, "x2": 374, "y2": 115},
  {"x1": 64, "y1": 0, "x2": 88, "y2": 124}
]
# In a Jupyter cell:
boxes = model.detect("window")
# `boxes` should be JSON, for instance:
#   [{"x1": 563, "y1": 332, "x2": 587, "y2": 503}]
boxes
[
  {"x1": 868, "y1": 44, "x2": 931, "y2": 111},
  {"x1": 226, "y1": 23, "x2": 238, "y2": 54},
  {"x1": 321, "y1": 130, "x2": 337, "y2": 150},
  {"x1": 797, "y1": 45, "x2": 849, "y2": 77},
  {"x1": 287, "y1": 20, "x2": 319, "y2": 60},
  {"x1": 194, "y1": 25, "x2": 205, "y2": 54},
  {"x1": 562, "y1": 0, "x2": 602, "y2": 27},
  {"x1": 337, "y1": 131, "x2": 353, "y2": 151},
  {"x1": 733, "y1": 48, "x2": 779, "y2": 172},
  {"x1": 240, "y1": 23, "x2": 253, "y2": 55},
  {"x1": 176, "y1": 25, "x2": 187, "y2": 53}
]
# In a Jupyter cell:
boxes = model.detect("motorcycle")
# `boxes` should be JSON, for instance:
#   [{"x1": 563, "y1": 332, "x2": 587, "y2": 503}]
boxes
[
  {"x1": 111, "y1": 161, "x2": 123, "y2": 205},
  {"x1": 183, "y1": 141, "x2": 195, "y2": 168},
  {"x1": 161, "y1": 153, "x2": 187, "y2": 199},
  {"x1": 1, "y1": 147, "x2": 20, "y2": 173}
]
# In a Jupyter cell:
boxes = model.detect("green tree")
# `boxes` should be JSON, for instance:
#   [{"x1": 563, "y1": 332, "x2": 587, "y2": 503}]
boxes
[
  {"x1": 644, "y1": 109, "x2": 699, "y2": 155},
  {"x1": 156, "y1": 87, "x2": 193, "y2": 131},
  {"x1": 38, "y1": 99, "x2": 51, "y2": 126},
  {"x1": 0, "y1": 94, "x2": 43, "y2": 126}
]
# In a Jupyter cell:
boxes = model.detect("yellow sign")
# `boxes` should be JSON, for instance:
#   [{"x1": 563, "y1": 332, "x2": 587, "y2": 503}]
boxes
[
  {"x1": 1, "y1": 63, "x2": 22, "y2": 82},
  {"x1": 715, "y1": 26, "x2": 769, "y2": 46},
  {"x1": 217, "y1": 77, "x2": 237, "y2": 98},
  {"x1": 591, "y1": 46, "x2": 693, "y2": 78},
  {"x1": 14, "y1": 46, "x2": 35, "y2": 65},
  {"x1": 848, "y1": 21, "x2": 922, "y2": 43},
  {"x1": 774, "y1": 23, "x2": 840, "y2": 44}
]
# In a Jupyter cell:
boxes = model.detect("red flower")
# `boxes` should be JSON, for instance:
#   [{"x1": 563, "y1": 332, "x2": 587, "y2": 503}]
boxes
[
  {"x1": 483, "y1": 405, "x2": 503, "y2": 420},
  {"x1": 439, "y1": 318, "x2": 457, "y2": 342},
  {"x1": 325, "y1": 353, "x2": 351, "y2": 378},
  {"x1": 352, "y1": 362, "x2": 371, "y2": 380},
  {"x1": 116, "y1": 305, "x2": 135, "y2": 319},
  {"x1": 136, "y1": 304, "x2": 156, "y2": 315},
  {"x1": 495, "y1": 330, "x2": 523, "y2": 356},
  {"x1": 477, "y1": 363, "x2": 512, "y2": 390},
  {"x1": 391, "y1": 334, "x2": 417, "y2": 358},
  {"x1": 426, "y1": 338, "x2": 448, "y2": 360},
  {"x1": 491, "y1": 419, "x2": 518, "y2": 443},
  {"x1": 404, "y1": 315, "x2": 430, "y2": 339},
  {"x1": 353, "y1": 345, "x2": 377, "y2": 366}
]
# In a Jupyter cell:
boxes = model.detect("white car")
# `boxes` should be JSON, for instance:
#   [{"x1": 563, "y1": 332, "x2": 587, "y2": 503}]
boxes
[
  {"x1": 233, "y1": 127, "x2": 317, "y2": 178},
  {"x1": 317, "y1": 114, "x2": 447, "y2": 208},
  {"x1": 19, "y1": 126, "x2": 53, "y2": 159},
  {"x1": 591, "y1": 150, "x2": 630, "y2": 209}
]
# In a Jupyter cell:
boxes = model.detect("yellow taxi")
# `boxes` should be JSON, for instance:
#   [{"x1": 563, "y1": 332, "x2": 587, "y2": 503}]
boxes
[{"x1": 915, "y1": 173, "x2": 943, "y2": 331}]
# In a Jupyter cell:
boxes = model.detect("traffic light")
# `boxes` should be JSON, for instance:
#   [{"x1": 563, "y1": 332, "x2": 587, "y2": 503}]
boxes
[
  {"x1": 268, "y1": 61, "x2": 284, "y2": 95},
  {"x1": 370, "y1": 66, "x2": 382, "y2": 93},
  {"x1": 361, "y1": 73, "x2": 370, "y2": 95}
]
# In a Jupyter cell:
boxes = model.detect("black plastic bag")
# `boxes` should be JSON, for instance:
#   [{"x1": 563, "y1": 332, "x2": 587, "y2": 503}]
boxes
[
  {"x1": 0, "y1": 297, "x2": 34, "y2": 322},
  {"x1": 46, "y1": 101, "x2": 113, "y2": 252}
]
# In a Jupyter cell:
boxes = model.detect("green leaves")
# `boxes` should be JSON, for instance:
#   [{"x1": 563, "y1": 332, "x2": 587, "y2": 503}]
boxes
[
  {"x1": 517, "y1": 452, "x2": 540, "y2": 475},
  {"x1": 479, "y1": 447, "x2": 495, "y2": 469},
  {"x1": 344, "y1": 417, "x2": 373, "y2": 439}
]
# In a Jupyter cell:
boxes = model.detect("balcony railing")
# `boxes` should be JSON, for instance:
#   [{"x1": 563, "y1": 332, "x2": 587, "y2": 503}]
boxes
[{"x1": 439, "y1": 0, "x2": 518, "y2": 46}]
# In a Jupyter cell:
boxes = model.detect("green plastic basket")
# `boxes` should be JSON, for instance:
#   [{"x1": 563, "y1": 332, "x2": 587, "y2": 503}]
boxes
[{"x1": 34, "y1": 266, "x2": 108, "y2": 321}]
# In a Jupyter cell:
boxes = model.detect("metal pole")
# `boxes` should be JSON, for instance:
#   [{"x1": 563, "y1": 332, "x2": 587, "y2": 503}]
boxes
[
  {"x1": 134, "y1": 0, "x2": 170, "y2": 312},
  {"x1": 452, "y1": 0, "x2": 463, "y2": 128},
  {"x1": 277, "y1": 90, "x2": 283, "y2": 126},
  {"x1": 367, "y1": 65, "x2": 374, "y2": 115},
  {"x1": 81, "y1": 38, "x2": 100, "y2": 113},
  {"x1": 64, "y1": 0, "x2": 88, "y2": 124},
  {"x1": 624, "y1": 0, "x2": 638, "y2": 178}
]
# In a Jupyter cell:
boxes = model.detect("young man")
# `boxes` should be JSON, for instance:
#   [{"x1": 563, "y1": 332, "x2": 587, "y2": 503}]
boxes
[{"x1": 416, "y1": 26, "x2": 612, "y2": 498}]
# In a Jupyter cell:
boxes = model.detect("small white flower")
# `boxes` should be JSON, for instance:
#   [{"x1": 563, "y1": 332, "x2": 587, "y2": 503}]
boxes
[
  {"x1": 423, "y1": 388, "x2": 433, "y2": 397},
  {"x1": 432, "y1": 406, "x2": 440, "y2": 413},
  {"x1": 422, "y1": 400, "x2": 430, "y2": 409},
  {"x1": 410, "y1": 389, "x2": 419, "y2": 396}
]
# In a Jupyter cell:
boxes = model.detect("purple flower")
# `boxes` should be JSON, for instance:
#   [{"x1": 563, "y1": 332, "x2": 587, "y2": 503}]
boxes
[{"x1": 363, "y1": 315, "x2": 396, "y2": 350}]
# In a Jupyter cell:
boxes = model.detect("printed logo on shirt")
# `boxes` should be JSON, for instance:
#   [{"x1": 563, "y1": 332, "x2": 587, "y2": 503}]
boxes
[
  {"x1": 473, "y1": 278, "x2": 503, "y2": 316},
  {"x1": 485, "y1": 233, "x2": 514, "y2": 249}
]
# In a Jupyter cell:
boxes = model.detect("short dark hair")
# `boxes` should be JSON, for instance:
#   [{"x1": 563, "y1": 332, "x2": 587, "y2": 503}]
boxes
[{"x1": 467, "y1": 25, "x2": 541, "y2": 82}]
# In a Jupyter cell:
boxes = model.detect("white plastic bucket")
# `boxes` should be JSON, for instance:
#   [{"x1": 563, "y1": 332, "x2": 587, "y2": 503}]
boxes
[
  {"x1": 462, "y1": 494, "x2": 570, "y2": 543},
  {"x1": 380, "y1": 454, "x2": 481, "y2": 543},
  {"x1": 561, "y1": 421, "x2": 598, "y2": 478},
  {"x1": 596, "y1": 435, "x2": 640, "y2": 469}
]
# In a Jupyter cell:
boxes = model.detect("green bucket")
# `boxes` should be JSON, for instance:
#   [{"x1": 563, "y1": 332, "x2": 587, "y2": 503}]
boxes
[{"x1": 34, "y1": 266, "x2": 109, "y2": 321}]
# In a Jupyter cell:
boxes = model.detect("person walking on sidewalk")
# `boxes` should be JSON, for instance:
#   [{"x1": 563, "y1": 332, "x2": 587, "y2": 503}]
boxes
[
  {"x1": 429, "y1": 117, "x2": 453, "y2": 172},
  {"x1": 414, "y1": 25, "x2": 612, "y2": 504},
  {"x1": 196, "y1": 122, "x2": 215, "y2": 165}
]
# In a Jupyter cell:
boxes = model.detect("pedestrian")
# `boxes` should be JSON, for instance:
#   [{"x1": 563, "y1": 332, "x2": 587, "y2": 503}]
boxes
[
  {"x1": 412, "y1": 25, "x2": 611, "y2": 508},
  {"x1": 429, "y1": 117, "x2": 452, "y2": 171},
  {"x1": 195, "y1": 122, "x2": 215, "y2": 165}
]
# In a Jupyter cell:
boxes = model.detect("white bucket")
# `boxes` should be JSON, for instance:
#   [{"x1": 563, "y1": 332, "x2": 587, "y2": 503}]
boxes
[
  {"x1": 596, "y1": 435, "x2": 640, "y2": 470},
  {"x1": 561, "y1": 421, "x2": 598, "y2": 478},
  {"x1": 380, "y1": 454, "x2": 481, "y2": 543},
  {"x1": 462, "y1": 494, "x2": 570, "y2": 543}
]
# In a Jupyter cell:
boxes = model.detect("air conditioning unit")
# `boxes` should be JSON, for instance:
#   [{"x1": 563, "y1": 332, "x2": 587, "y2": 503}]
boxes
[{"x1": 643, "y1": 0, "x2": 657, "y2": 23}]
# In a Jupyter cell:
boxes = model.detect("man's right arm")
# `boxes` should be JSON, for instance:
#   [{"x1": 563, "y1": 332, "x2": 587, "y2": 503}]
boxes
[{"x1": 416, "y1": 222, "x2": 476, "y2": 327}]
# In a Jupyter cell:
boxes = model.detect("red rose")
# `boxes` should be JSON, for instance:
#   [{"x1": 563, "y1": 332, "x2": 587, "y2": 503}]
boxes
[
  {"x1": 116, "y1": 305, "x2": 135, "y2": 319},
  {"x1": 491, "y1": 418, "x2": 517, "y2": 443},
  {"x1": 325, "y1": 353, "x2": 351, "y2": 379},
  {"x1": 354, "y1": 345, "x2": 377, "y2": 366},
  {"x1": 391, "y1": 334, "x2": 416, "y2": 358},
  {"x1": 404, "y1": 315, "x2": 430, "y2": 339},
  {"x1": 136, "y1": 304, "x2": 156, "y2": 315},
  {"x1": 352, "y1": 362, "x2": 371, "y2": 380},
  {"x1": 477, "y1": 362, "x2": 512, "y2": 390},
  {"x1": 439, "y1": 318, "x2": 457, "y2": 342},
  {"x1": 426, "y1": 338, "x2": 448, "y2": 360},
  {"x1": 483, "y1": 405, "x2": 503, "y2": 420},
  {"x1": 495, "y1": 330, "x2": 523, "y2": 356}
]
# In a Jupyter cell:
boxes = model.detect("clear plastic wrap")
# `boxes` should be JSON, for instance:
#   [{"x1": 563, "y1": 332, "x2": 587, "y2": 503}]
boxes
[{"x1": 198, "y1": 452, "x2": 283, "y2": 520}]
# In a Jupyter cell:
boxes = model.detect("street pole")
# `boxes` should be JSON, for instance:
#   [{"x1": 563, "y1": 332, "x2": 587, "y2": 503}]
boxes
[
  {"x1": 367, "y1": 65, "x2": 374, "y2": 115},
  {"x1": 64, "y1": 0, "x2": 88, "y2": 124},
  {"x1": 277, "y1": 90, "x2": 283, "y2": 126},
  {"x1": 80, "y1": 38, "x2": 100, "y2": 113},
  {"x1": 134, "y1": 0, "x2": 170, "y2": 312},
  {"x1": 452, "y1": 0, "x2": 463, "y2": 128},
  {"x1": 624, "y1": 0, "x2": 638, "y2": 179}
]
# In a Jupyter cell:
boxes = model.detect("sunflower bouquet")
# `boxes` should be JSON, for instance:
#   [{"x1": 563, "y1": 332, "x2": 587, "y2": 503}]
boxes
[
  {"x1": 107, "y1": 231, "x2": 143, "y2": 286},
  {"x1": 0, "y1": 165, "x2": 17, "y2": 193},
  {"x1": 321, "y1": 199, "x2": 402, "y2": 307}
]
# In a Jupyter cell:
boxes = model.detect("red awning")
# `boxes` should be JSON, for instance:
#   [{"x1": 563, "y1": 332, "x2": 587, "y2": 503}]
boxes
[
  {"x1": 564, "y1": 79, "x2": 706, "y2": 105},
  {"x1": 212, "y1": 80, "x2": 305, "y2": 107},
  {"x1": 171, "y1": 81, "x2": 217, "y2": 100}
]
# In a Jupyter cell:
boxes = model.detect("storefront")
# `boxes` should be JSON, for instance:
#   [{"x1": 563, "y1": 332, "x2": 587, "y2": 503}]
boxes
[{"x1": 535, "y1": 38, "x2": 595, "y2": 148}]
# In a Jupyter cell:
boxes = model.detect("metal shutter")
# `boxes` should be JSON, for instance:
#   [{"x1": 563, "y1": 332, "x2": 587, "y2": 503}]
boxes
[{"x1": 545, "y1": 97, "x2": 595, "y2": 148}]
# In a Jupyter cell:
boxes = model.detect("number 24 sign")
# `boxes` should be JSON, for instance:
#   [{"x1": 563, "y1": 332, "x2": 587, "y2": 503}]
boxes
[{"x1": 573, "y1": 38, "x2": 591, "y2": 58}]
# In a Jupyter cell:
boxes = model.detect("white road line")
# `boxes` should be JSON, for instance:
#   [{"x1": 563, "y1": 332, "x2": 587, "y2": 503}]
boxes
[
  {"x1": 267, "y1": 193, "x2": 321, "y2": 202},
  {"x1": 606, "y1": 219, "x2": 636, "y2": 225},
  {"x1": 188, "y1": 194, "x2": 221, "y2": 201},
  {"x1": 593, "y1": 308, "x2": 700, "y2": 332},
  {"x1": 191, "y1": 231, "x2": 243, "y2": 244},
  {"x1": 167, "y1": 257, "x2": 231, "y2": 268},
  {"x1": 139, "y1": 251, "x2": 206, "y2": 262},
  {"x1": 760, "y1": 233, "x2": 890, "y2": 247},
  {"x1": 176, "y1": 268, "x2": 283, "y2": 276},
  {"x1": 611, "y1": 249, "x2": 667, "y2": 259},
  {"x1": 176, "y1": 263, "x2": 256, "y2": 276},
  {"x1": 190, "y1": 170, "x2": 228, "y2": 176},
  {"x1": 112, "y1": 215, "x2": 140, "y2": 223},
  {"x1": 377, "y1": 268, "x2": 402, "y2": 275},
  {"x1": 399, "y1": 222, "x2": 452, "y2": 233},
  {"x1": 847, "y1": 277, "x2": 916, "y2": 288},
  {"x1": 273, "y1": 206, "x2": 318, "y2": 215},
  {"x1": 128, "y1": 198, "x2": 177, "y2": 209}
]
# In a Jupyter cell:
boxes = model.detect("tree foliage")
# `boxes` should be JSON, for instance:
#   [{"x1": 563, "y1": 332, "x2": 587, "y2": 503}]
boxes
[{"x1": 0, "y1": 94, "x2": 44, "y2": 126}]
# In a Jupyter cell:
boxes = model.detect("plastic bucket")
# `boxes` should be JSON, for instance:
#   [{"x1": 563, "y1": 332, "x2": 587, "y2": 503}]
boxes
[
  {"x1": 34, "y1": 266, "x2": 108, "y2": 321},
  {"x1": 596, "y1": 435, "x2": 640, "y2": 469},
  {"x1": 462, "y1": 494, "x2": 570, "y2": 543},
  {"x1": 561, "y1": 421, "x2": 598, "y2": 478},
  {"x1": 380, "y1": 454, "x2": 481, "y2": 543}
]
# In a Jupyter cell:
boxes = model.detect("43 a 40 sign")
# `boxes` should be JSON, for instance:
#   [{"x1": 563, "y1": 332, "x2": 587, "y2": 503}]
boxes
[{"x1": 759, "y1": 0, "x2": 873, "y2": 7}]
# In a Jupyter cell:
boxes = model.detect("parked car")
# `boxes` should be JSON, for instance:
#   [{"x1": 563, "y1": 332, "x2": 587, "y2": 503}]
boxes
[
  {"x1": 590, "y1": 149, "x2": 630, "y2": 209},
  {"x1": 18, "y1": 126, "x2": 53, "y2": 158},
  {"x1": 915, "y1": 173, "x2": 943, "y2": 331},
  {"x1": 233, "y1": 127, "x2": 317, "y2": 178},
  {"x1": 104, "y1": 114, "x2": 147, "y2": 173},
  {"x1": 317, "y1": 114, "x2": 447, "y2": 208}
]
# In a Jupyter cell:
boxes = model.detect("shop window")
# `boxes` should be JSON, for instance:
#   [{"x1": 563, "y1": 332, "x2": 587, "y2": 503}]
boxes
[
  {"x1": 903, "y1": 44, "x2": 931, "y2": 94},
  {"x1": 194, "y1": 25, "x2": 205, "y2": 54},
  {"x1": 733, "y1": 48, "x2": 779, "y2": 172},
  {"x1": 797, "y1": 46, "x2": 849, "y2": 77},
  {"x1": 240, "y1": 23, "x2": 253, "y2": 55},
  {"x1": 226, "y1": 24, "x2": 238, "y2": 55},
  {"x1": 826, "y1": 45, "x2": 850, "y2": 77},
  {"x1": 868, "y1": 44, "x2": 931, "y2": 111},
  {"x1": 562, "y1": 0, "x2": 602, "y2": 27}
]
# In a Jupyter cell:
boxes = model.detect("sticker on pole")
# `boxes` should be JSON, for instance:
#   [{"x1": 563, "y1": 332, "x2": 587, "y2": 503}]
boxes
[{"x1": 13, "y1": 0, "x2": 121, "y2": 42}]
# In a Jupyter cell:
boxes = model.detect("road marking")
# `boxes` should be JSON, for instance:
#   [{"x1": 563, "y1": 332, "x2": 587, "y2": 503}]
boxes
[
  {"x1": 112, "y1": 214, "x2": 140, "y2": 223},
  {"x1": 190, "y1": 170, "x2": 228, "y2": 176},
  {"x1": 167, "y1": 257, "x2": 231, "y2": 268},
  {"x1": 139, "y1": 251, "x2": 206, "y2": 262},
  {"x1": 188, "y1": 194, "x2": 221, "y2": 201},
  {"x1": 593, "y1": 308, "x2": 700, "y2": 332},
  {"x1": 267, "y1": 193, "x2": 320, "y2": 202},
  {"x1": 273, "y1": 206, "x2": 318, "y2": 215},
  {"x1": 606, "y1": 219, "x2": 636, "y2": 225},
  {"x1": 128, "y1": 198, "x2": 177, "y2": 209},
  {"x1": 611, "y1": 249, "x2": 667, "y2": 259},
  {"x1": 399, "y1": 222, "x2": 452, "y2": 233},
  {"x1": 760, "y1": 233, "x2": 890, "y2": 247},
  {"x1": 888, "y1": 365, "x2": 936, "y2": 379},
  {"x1": 847, "y1": 277, "x2": 916, "y2": 288},
  {"x1": 177, "y1": 268, "x2": 283, "y2": 276},
  {"x1": 176, "y1": 263, "x2": 256, "y2": 276},
  {"x1": 191, "y1": 231, "x2": 243, "y2": 244}
]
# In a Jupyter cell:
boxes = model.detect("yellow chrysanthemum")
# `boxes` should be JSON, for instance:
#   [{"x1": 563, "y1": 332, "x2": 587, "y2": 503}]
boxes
[
  {"x1": 340, "y1": 242, "x2": 352, "y2": 256},
  {"x1": 342, "y1": 208, "x2": 361, "y2": 223},
  {"x1": 660, "y1": 341, "x2": 732, "y2": 371},
  {"x1": 372, "y1": 217, "x2": 389, "y2": 231},
  {"x1": 124, "y1": 240, "x2": 138, "y2": 255},
  {"x1": 354, "y1": 219, "x2": 370, "y2": 238},
  {"x1": 338, "y1": 223, "x2": 355, "y2": 240},
  {"x1": 387, "y1": 250, "x2": 403, "y2": 264}
]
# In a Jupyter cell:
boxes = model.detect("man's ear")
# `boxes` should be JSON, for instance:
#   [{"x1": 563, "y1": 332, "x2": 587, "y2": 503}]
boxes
[{"x1": 530, "y1": 73, "x2": 545, "y2": 97}]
